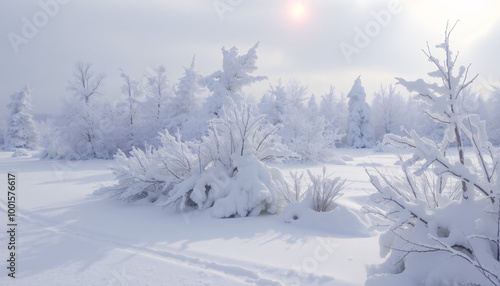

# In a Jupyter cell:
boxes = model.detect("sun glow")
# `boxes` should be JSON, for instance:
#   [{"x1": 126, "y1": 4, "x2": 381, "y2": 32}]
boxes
[{"x1": 289, "y1": 1, "x2": 309, "y2": 22}]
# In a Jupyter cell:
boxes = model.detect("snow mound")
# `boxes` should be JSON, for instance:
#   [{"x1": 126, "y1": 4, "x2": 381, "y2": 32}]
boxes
[{"x1": 281, "y1": 201, "x2": 371, "y2": 237}]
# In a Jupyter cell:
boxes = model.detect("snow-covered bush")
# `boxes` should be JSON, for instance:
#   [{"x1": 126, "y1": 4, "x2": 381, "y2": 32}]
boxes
[
  {"x1": 276, "y1": 171, "x2": 306, "y2": 206},
  {"x1": 307, "y1": 167, "x2": 345, "y2": 212},
  {"x1": 104, "y1": 130, "x2": 195, "y2": 203},
  {"x1": 277, "y1": 167, "x2": 345, "y2": 213},
  {"x1": 4, "y1": 85, "x2": 38, "y2": 150},
  {"x1": 103, "y1": 104, "x2": 297, "y2": 218},
  {"x1": 365, "y1": 23, "x2": 500, "y2": 286}
]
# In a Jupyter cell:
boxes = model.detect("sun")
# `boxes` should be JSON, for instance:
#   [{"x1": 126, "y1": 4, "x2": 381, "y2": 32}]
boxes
[
  {"x1": 289, "y1": 1, "x2": 308, "y2": 22},
  {"x1": 291, "y1": 2, "x2": 305, "y2": 19}
]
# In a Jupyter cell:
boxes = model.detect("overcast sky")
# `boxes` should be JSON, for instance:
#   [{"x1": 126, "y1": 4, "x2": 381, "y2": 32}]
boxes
[{"x1": 2, "y1": 0, "x2": 500, "y2": 117}]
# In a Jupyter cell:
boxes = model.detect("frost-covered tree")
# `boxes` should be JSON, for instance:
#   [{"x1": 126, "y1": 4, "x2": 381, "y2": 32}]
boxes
[
  {"x1": 300, "y1": 94, "x2": 333, "y2": 160},
  {"x1": 201, "y1": 42, "x2": 267, "y2": 117},
  {"x1": 4, "y1": 85, "x2": 38, "y2": 150},
  {"x1": 285, "y1": 79, "x2": 308, "y2": 108},
  {"x1": 139, "y1": 65, "x2": 174, "y2": 144},
  {"x1": 320, "y1": 86, "x2": 347, "y2": 147},
  {"x1": 165, "y1": 56, "x2": 205, "y2": 141},
  {"x1": 118, "y1": 69, "x2": 143, "y2": 150},
  {"x1": 366, "y1": 23, "x2": 500, "y2": 286},
  {"x1": 145, "y1": 65, "x2": 171, "y2": 124},
  {"x1": 259, "y1": 80, "x2": 342, "y2": 162},
  {"x1": 258, "y1": 79, "x2": 287, "y2": 126},
  {"x1": 487, "y1": 90, "x2": 500, "y2": 146},
  {"x1": 371, "y1": 84, "x2": 406, "y2": 142},
  {"x1": 41, "y1": 62, "x2": 110, "y2": 159},
  {"x1": 346, "y1": 76, "x2": 375, "y2": 148}
]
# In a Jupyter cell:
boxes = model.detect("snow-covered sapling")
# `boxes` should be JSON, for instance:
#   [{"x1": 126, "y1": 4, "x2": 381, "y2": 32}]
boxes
[{"x1": 365, "y1": 22, "x2": 500, "y2": 286}]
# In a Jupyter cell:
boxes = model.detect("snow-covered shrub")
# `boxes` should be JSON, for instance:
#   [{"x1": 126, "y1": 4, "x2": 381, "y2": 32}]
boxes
[
  {"x1": 365, "y1": 23, "x2": 500, "y2": 286},
  {"x1": 277, "y1": 167, "x2": 345, "y2": 213},
  {"x1": 104, "y1": 104, "x2": 297, "y2": 218},
  {"x1": 104, "y1": 130, "x2": 195, "y2": 203},
  {"x1": 276, "y1": 171, "x2": 306, "y2": 206},
  {"x1": 306, "y1": 167, "x2": 345, "y2": 212},
  {"x1": 161, "y1": 105, "x2": 296, "y2": 218}
]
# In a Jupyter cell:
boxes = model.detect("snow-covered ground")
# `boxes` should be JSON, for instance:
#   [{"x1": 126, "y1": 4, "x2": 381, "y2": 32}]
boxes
[{"x1": 0, "y1": 149, "x2": 397, "y2": 286}]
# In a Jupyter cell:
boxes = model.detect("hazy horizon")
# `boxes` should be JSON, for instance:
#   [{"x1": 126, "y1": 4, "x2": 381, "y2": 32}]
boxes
[{"x1": 2, "y1": 0, "x2": 500, "y2": 117}]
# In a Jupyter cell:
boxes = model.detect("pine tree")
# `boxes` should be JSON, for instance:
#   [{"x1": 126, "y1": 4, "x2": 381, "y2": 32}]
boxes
[
  {"x1": 346, "y1": 76, "x2": 375, "y2": 148},
  {"x1": 4, "y1": 85, "x2": 38, "y2": 150}
]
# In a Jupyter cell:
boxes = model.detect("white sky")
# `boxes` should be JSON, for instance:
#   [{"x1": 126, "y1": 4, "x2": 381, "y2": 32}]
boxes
[{"x1": 1, "y1": 0, "x2": 500, "y2": 116}]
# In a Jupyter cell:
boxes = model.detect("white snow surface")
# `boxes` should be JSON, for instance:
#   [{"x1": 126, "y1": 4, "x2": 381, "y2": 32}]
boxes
[{"x1": 0, "y1": 149, "x2": 394, "y2": 285}]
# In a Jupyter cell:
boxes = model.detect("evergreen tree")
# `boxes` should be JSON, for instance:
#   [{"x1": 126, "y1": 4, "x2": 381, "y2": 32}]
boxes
[
  {"x1": 346, "y1": 76, "x2": 375, "y2": 148},
  {"x1": 4, "y1": 85, "x2": 38, "y2": 150}
]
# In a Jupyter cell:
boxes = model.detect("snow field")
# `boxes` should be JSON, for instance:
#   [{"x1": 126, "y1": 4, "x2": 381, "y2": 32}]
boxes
[{"x1": 0, "y1": 150, "x2": 392, "y2": 285}]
